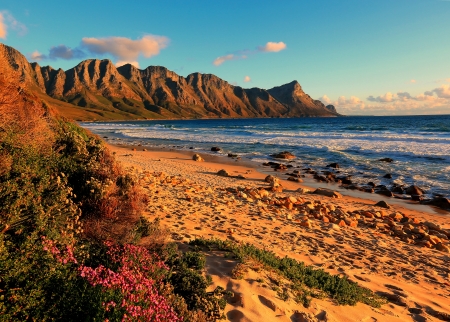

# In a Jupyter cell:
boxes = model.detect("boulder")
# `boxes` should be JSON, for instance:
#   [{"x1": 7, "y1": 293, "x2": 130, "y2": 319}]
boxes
[
  {"x1": 421, "y1": 197, "x2": 450, "y2": 210},
  {"x1": 375, "y1": 189, "x2": 394, "y2": 197},
  {"x1": 271, "y1": 151, "x2": 296, "y2": 159},
  {"x1": 383, "y1": 173, "x2": 393, "y2": 179},
  {"x1": 217, "y1": 169, "x2": 229, "y2": 177},
  {"x1": 313, "y1": 188, "x2": 342, "y2": 198},
  {"x1": 211, "y1": 147, "x2": 221, "y2": 152},
  {"x1": 375, "y1": 200, "x2": 390, "y2": 208},
  {"x1": 287, "y1": 176, "x2": 303, "y2": 183},
  {"x1": 379, "y1": 158, "x2": 394, "y2": 162},
  {"x1": 192, "y1": 153, "x2": 204, "y2": 162},
  {"x1": 326, "y1": 162, "x2": 339, "y2": 168},
  {"x1": 227, "y1": 153, "x2": 238, "y2": 158},
  {"x1": 264, "y1": 175, "x2": 279, "y2": 185},
  {"x1": 405, "y1": 185, "x2": 423, "y2": 196}
]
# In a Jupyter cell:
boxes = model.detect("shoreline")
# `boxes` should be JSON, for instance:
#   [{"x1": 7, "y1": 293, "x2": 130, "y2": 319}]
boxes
[
  {"x1": 107, "y1": 143, "x2": 450, "y2": 322},
  {"x1": 110, "y1": 142, "x2": 448, "y2": 217}
]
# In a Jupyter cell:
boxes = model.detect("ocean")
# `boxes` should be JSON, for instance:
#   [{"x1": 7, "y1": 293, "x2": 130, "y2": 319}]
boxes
[{"x1": 81, "y1": 115, "x2": 450, "y2": 200}]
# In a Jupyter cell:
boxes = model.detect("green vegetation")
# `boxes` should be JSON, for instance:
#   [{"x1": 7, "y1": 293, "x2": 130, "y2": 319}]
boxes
[
  {"x1": 189, "y1": 238, "x2": 386, "y2": 308},
  {"x1": 0, "y1": 61, "x2": 231, "y2": 320}
]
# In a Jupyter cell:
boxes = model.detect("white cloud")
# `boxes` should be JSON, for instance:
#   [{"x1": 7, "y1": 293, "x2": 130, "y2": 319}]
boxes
[
  {"x1": 432, "y1": 84, "x2": 450, "y2": 98},
  {"x1": 244, "y1": 75, "x2": 251, "y2": 82},
  {"x1": 319, "y1": 95, "x2": 332, "y2": 105},
  {"x1": 81, "y1": 35, "x2": 169, "y2": 63},
  {"x1": 116, "y1": 60, "x2": 140, "y2": 68},
  {"x1": 325, "y1": 83, "x2": 450, "y2": 115},
  {"x1": 0, "y1": 13, "x2": 6, "y2": 39},
  {"x1": 28, "y1": 50, "x2": 45, "y2": 61},
  {"x1": 258, "y1": 41, "x2": 287, "y2": 52},
  {"x1": 213, "y1": 54, "x2": 236, "y2": 66},
  {"x1": 0, "y1": 11, "x2": 27, "y2": 39},
  {"x1": 367, "y1": 92, "x2": 395, "y2": 102}
]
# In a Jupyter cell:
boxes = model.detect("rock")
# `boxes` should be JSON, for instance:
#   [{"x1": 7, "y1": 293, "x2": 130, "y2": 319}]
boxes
[
  {"x1": 287, "y1": 196, "x2": 298, "y2": 203},
  {"x1": 329, "y1": 223, "x2": 340, "y2": 231},
  {"x1": 337, "y1": 220, "x2": 347, "y2": 227},
  {"x1": 326, "y1": 162, "x2": 339, "y2": 168},
  {"x1": 300, "y1": 219, "x2": 312, "y2": 228},
  {"x1": 421, "y1": 197, "x2": 450, "y2": 210},
  {"x1": 435, "y1": 243, "x2": 450, "y2": 253},
  {"x1": 391, "y1": 186, "x2": 404, "y2": 194},
  {"x1": 228, "y1": 153, "x2": 238, "y2": 158},
  {"x1": 389, "y1": 212, "x2": 403, "y2": 221},
  {"x1": 236, "y1": 174, "x2": 246, "y2": 179},
  {"x1": 379, "y1": 158, "x2": 394, "y2": 162},
  {"x1": 348, "y1": 220, "x2": 358, "y2": 228},
  {"x1": 271, "y1": 151, "x2": 296, "y2": 159},
  {"x1": 211, "y1": 147, "x2": 221, "y2": 152},
  {"x1": 296, "y1": 188, "x2": 310, "y2": 194},
  {"x1": 287, "y1": 176, "x2": 303, "y2": 182},
  {"x1": 405, "y1": 185, "x2": 423, "y2": 196},
  {"x1": 217, "y1": 169, "x2": 229, "y2": 177},
  {"x1": 291, "y1": 311, "x2": 316, "y2": 322},
  {"x1": 192, "y1": 153, "x2": 204, "y2": 162},
  {"x1": 275, "y1": 164, "x2": 288, "y2": 170},
  {"x1": 383, "y1": 173, "x2": 392, "y2": 179},
  {"x1": 375, "y1": 200, "x2": 390, "y2": 209},
  {"x1": 313, "y1": 188, "x2": 342, "y2": 198},
  {"x1": 375, "y1": 189, "x2": 393, "y2": 197},
  {"x1": 265, "y1": 175, "x2": 279, "y2": 185}
]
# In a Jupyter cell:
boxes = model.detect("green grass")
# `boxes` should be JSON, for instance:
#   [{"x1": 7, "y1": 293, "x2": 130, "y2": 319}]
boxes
[{"x1": 189, "y1": 238, "x2": 386, "y2": 308}]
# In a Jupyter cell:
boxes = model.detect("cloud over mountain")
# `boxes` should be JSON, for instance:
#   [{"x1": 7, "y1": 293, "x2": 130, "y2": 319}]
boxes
[
  {"x1": 0, "y1": 13, "x2": 6, "y2": 39},
  {"x1": 81, "y1": 35, "x2": 169, "y2": 66},
  {"x1": 0, "y1": 11, "x2": 27, "y2": 39}
]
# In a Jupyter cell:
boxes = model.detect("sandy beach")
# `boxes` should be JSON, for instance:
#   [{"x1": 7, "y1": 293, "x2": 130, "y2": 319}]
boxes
[{"x1": 109, "y1": 144, "x2": 450, "y2": 322}]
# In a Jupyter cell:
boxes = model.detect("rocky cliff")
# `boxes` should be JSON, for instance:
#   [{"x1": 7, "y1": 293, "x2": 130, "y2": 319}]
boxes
[{"x1": 0, "y1": 43, "x2": 340, "y2": 120}]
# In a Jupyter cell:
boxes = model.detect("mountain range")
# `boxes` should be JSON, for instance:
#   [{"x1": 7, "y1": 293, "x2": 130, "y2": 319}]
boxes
[{"x1": 0, "y1": 43, "x2": 339, "y2": 120}]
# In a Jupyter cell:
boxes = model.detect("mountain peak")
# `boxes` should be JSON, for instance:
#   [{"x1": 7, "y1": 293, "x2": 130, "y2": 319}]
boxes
[{"x1": 0, "y1": 42, "x2": 340, "y2": 120}]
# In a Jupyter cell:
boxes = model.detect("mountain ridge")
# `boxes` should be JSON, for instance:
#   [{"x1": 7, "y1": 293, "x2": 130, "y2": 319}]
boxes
[{"x1": 0, "y1": 43, "x2": 340, "y2": 121}]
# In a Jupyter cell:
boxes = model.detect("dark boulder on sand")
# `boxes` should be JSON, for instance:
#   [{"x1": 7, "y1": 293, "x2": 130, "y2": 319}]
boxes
[
  {"x1": 375, "y1": 200, "x2": 390, "y2": 209},
  {"x1": 211, "y1": 147, "x2": 221, "y2": 152},
  {"x1": 217, "y1": 169, "x2": 230, "y2": 177},
  {"x1": 405, "y1": 185, "x2": 424, "y2": 196},
  {"x1": 375, "y1": 186, "x2": 394, "y2": 197},
  {"x1": 421, "y1": 197, "x2": 450, "y2": 210}
]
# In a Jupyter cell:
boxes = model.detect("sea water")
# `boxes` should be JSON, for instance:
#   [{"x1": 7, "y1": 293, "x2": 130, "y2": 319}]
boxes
[{"x1": 81, "y1": 115, "x2": 450, "y2": 199}]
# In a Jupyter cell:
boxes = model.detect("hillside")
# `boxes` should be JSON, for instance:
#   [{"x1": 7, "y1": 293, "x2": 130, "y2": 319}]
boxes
[{"x1": 0, "y1": 43, "x2": 340, "y2": 120}]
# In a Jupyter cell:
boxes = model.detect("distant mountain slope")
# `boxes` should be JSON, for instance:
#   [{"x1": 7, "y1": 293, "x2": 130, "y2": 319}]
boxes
[{"x1": 0, "y1": 43, "x2": 340, "y2": 120}]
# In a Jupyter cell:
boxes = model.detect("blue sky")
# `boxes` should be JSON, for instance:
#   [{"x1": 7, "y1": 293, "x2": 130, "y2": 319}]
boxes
[{"x1": 1, "y1": 0, "x2": 449, "y2": 115}]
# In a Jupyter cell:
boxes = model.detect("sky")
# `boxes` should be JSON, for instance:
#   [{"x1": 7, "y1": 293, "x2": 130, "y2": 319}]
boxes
[{"x1": 0, "y1": 0, "x2": 449, "y2": 116}]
